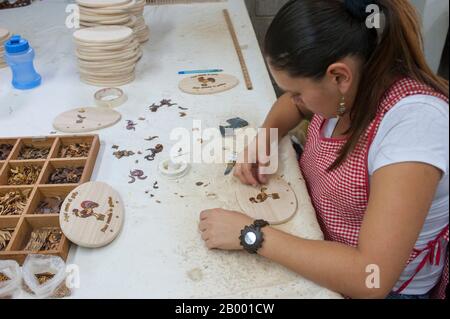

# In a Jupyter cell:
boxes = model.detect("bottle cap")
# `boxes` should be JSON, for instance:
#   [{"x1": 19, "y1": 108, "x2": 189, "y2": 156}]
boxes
[{"x1": 4, "y1": 35, "x2": 30, "y2": 54}]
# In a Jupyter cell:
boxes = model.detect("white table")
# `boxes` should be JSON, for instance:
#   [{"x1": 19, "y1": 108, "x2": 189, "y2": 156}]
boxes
[{"x1": 0, "y1": 0, "x2": 341, "y2": 299}]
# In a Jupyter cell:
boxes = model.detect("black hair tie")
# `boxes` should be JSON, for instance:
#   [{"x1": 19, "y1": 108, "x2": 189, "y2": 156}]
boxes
[{"x1": 344, "y1": 0, "x2": 377, "y2": 21}]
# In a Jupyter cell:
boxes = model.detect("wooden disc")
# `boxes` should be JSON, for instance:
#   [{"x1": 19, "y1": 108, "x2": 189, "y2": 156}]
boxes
[
  {"x1": 78, "y1": 65, "x2": 136, "y2": 77},
  {"x1": 78, "y1": 0, "x2": 136, "y2": 14},
  {"x1": 76, "y1": 47, "x2": 139, "y2": 61},
  {"x1": 235, "y1": 176, "x2": 298, "y2": 225},
  {"x1": 76, "y1": 0, "x2": 131, "y2": 8},
  {"x1": 80, "y1": 73, "x2": 135, "y2": 87},
  {"x1": 76, "y1": 38, "x2": 137, "y2": 51},
  {"x1": 77, "y1": 48, "x2": 141, "y2": 67},
  {"x1": 53, "y1": 107, "x2": 121, "y2": 133},
  {"x1": 60, "y1": 182, "x2": 124, "y2": 248},
  {"x1": 179, "y1": 73, "x2": 239, "y2": 95},
  {"x1": 73, "y1": 26, "x2": 133, "y2": 44},
  {"x1": 80, "y1": 13, "x2": 130, "y2": 24}
]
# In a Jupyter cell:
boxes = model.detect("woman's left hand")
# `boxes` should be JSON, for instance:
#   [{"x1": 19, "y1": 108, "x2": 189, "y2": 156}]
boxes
[{"x1": 199, "y1": 209, "x2": 253, "y2": 250}]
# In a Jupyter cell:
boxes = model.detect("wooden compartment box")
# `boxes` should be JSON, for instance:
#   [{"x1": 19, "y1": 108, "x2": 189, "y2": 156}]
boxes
[{"x1": 0, "y1": 135, "x2": 100, "y2": 265}]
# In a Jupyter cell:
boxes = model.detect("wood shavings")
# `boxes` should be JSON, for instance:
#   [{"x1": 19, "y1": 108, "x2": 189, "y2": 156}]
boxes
[
  {"x1": 144, "y1": 144, "x2": 163, "y2": 161},
  {"x1": 196, "y1": 182, "x2": 204, "y2": 186},
  {"x1": 249, "y1": 187, "x2": 280, "y2": 204},
  {"x1": 35, "y1": 272, "x2": 55, "y2": 285},
  {"x1": 0, "y1": 228, "x2": 14, "y2": 251},
  {"x1": 149, "y1": 103, "x2": 160, "y2": 113},
  {"x1": 0, "y1": 144, "x2": 13, "y2": 160},
  {"x1": 24, "y1": 227, "x2": 62, "y2": 252},
  {"x1": 179, "y1": 112, "x2": 187, "y2": 117},
  {"x1": 59, "y1": 143, "x2": 91, "y2": 158},
  {"x1": 178, "y1": 106, "x2": 188, "y2": 111},
  {"x1": 18, "y1": 145, "x2": 50, "y2": 160},
  {"x1": 8, "y1": 165, "x2": 42, "y2": 185},
  {"x1": 113, "y1": 150, "x2": 135, "y2": 159},
  {"x1": 0, "y1": 190, "x2": 30, "y2": 215},
  {"x1": 24, "y1": 272, "x2": 71, "y2": 298},
  {"x1": 36, "y1": 196, "x2": 63, "y2": 214},
  {"x1": 148, "y1": 99, "x2": 178, "y2": 112},
  {"x1": 0, "y1": 272, "x2": 10, "y2": 282},
  {"x1": 128, "y1": 169, "x2": 147, "y2": 183},
  {"x1": 160, "y1": 99, "x2": 176, "y2": 107},
  {"x1": 48, "y1": 167, "x2": 83, "y2": 184},
  {"x1": 126, "y1": 120, "x2": 137, "y2": 131},
  {"x1": 145, "y1": 136, "x2": 159, "y2": 141}
]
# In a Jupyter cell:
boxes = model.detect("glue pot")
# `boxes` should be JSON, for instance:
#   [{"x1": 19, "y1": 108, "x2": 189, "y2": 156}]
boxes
[{"x1": 4, "y1": 35, "x2": 42, "y2": 90}]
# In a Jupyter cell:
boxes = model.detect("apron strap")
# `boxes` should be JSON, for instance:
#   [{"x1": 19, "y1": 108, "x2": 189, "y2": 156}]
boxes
[{"x1": 394, "y1": 225, "x2": 449, "y2": 294}]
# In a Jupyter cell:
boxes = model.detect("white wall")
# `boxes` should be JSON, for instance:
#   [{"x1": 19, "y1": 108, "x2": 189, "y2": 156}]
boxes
[{"x1": 411, "y1": 0, "x2": 449, "y2": 73}]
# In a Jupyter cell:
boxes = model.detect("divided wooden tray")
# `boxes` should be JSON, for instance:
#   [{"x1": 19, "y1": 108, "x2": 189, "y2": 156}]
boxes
[{"x1": 0, "y1": 135, "x2": 100, "y2": 264}]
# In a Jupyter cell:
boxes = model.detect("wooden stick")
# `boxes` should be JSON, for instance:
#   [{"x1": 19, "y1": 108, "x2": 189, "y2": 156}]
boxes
[{"x1": 223, "y1": 9, "x2": 253, "y2": 90}]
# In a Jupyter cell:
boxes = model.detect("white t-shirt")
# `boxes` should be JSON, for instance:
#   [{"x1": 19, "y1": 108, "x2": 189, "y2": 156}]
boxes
[{"x1": 323, "y1": 94, "x2": 449, "y2": 295}]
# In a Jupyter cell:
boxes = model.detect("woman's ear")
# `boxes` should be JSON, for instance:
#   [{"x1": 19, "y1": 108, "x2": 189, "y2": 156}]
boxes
[{"x1": 326, "y1": 61, "x2": 354, "y2": 95}]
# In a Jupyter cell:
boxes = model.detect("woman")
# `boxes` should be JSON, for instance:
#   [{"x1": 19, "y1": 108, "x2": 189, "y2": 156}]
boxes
[{"x1": 198, "y1": 0, "x2": 449, "y2": 299}]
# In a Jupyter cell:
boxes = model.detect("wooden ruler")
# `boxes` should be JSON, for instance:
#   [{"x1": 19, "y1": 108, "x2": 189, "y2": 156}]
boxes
[{"x1": 223, "y1": 9, "x2": 253, "y2": 90}]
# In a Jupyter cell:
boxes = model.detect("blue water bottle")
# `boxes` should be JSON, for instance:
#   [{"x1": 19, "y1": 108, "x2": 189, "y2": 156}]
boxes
[{"x1": 4, "y1": 35, "x2": 41, "y2": 90}]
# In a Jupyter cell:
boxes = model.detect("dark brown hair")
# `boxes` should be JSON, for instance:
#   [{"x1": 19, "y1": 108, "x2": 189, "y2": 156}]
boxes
[{"x1": 265, "y1": 0, "x2": 449, "y2": 170}]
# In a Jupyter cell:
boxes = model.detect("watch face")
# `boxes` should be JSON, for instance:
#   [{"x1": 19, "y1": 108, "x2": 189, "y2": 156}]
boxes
[{"x1": 244, "y1": 231, "x2": 257, "y2": 245}]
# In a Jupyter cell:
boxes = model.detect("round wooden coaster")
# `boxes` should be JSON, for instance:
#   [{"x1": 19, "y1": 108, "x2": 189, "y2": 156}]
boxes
[
  {"x1": 79, "y1": 1, "x2": 136, "y2": 15},
  {"x1": 53, "y1": 107, "x2": 121, "y2": 133},
  {"x1": 60, "y1": 181, "x2": 124, "y2": 248},
  {"x1": 179, "y1": 73, "x2": 239, "y2": 95},
  {"x1": 76, "y1": 46, "x2": 140, "y2": 61},
  {"x1": 73, "y1": 26, "x2": 133, "y2": 44},
  {"x1": 80, "y1": 13, "x2": 130, "y2": 24},
  {"x1": 76, "y1": 38, "x2": 137, "y2": 52},
  {"x1": 76, "y1": 46, "x2": 134, "y2": 56},
  {"x1": 235, "y1": 176, "x2": 298, "y2": 225},
  {"x1": 77, "y1": 50, "x2": 141, "y2": 69},
  {"x1": 76, "y1": 0, "x2": 131, "y2": 8}
]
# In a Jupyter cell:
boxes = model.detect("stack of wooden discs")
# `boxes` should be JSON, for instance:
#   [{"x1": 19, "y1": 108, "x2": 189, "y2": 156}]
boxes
[
  {"x1": 76, "y1": 0, "x2": 149, "y2": 44},
  {"x1": 73, "y1": 25, "x2": 142, "y2": 86},
  {"x1": 130, "y1": 0, "x2": 149, "y2": 43},
  {"x1": 0, "y1": 28, "x2": 11, "y2": 69}
]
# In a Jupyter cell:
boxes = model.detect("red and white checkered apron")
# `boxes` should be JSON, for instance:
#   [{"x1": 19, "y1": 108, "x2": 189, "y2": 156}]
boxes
[{"x1": 299, "y1": 77, "x2": 449, "y2": 298}]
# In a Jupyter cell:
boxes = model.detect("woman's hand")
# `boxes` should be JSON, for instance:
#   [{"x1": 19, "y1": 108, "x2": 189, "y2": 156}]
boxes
[
  {"x1": 233, "y1": 140, "x2": 272, "y2": 186},
  {"x1": 198, "y1": 209, "x2": 253, "y2": 250}
]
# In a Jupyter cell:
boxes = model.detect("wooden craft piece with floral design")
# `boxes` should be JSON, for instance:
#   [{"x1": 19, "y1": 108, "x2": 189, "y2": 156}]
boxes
[{"x1": 60, "y1": 181, "x2": 124, "y2": 248}]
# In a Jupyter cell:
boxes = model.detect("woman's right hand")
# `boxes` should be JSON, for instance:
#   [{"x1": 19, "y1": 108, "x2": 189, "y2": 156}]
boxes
[{"x1": 233, "y1": 141, "x2": 271, "y2": 187}]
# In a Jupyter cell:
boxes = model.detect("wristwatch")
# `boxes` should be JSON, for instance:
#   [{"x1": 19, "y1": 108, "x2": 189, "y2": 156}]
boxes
[{"x1": 239, "y1": 219, "x2": 269, "y2": 254}]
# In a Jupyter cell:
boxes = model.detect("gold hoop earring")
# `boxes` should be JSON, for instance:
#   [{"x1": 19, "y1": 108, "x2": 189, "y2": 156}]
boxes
[{"x1": 337, "y1": 96, "x2": 346, "y2": 119}]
